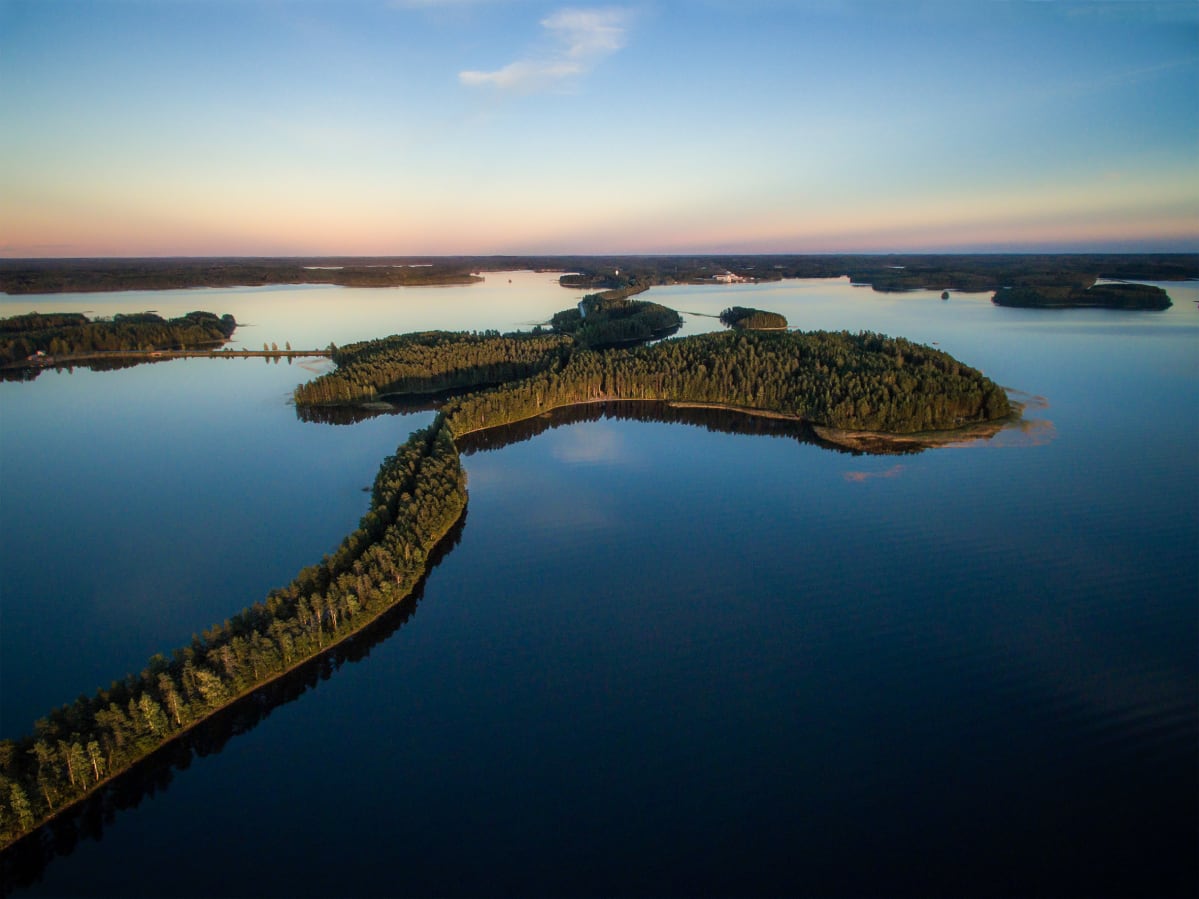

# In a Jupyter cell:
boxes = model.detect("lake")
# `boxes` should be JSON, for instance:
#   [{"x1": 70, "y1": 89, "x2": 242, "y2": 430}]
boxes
[{"x1": 1, "y1": 273, "x2": 1196, "y2": 897}]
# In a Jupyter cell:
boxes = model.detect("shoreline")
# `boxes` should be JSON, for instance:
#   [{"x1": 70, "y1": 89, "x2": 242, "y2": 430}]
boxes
[
  {"x1": 444, "y1": 394, "x2": 1015, "y2": 449},
  {"x1": 1, "y1": 347, "x2": 331, "y2": 371}
]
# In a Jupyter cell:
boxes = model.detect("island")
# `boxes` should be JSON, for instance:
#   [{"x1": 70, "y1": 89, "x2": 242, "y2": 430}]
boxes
[
  {"x1": 0, "y1": 311, "x2": 238, "y2": 368},
  {"x1": 992, "y1": 282, "x2": 1172, "y2": 310},
  {"x1": 718, "y1": 306, "x2": 788, "y2": 330},
  {"x1": 0, "y1": 290, "x2": 1013, "y2": 853},
  {"x1": 548, "y1": 285, "x2": 683, "y2": 348}
]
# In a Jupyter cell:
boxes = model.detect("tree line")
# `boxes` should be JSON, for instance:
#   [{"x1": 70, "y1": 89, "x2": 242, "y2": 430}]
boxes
[
  {"x1": 992, "y1": 283, "x2": 1171, "y2": 310},
  {"x1": 4, "y1": 255, "x2": 1195, "y2": 297},
  {"x1": 0, "y1": 311, "x2": 237, "y2": 366},
  {"x1": 0, "y1": 419, "x2": 466, "y2": 849},
  {"x1": 441, "y1": 329, "x2": 1010, "y2": 437}
]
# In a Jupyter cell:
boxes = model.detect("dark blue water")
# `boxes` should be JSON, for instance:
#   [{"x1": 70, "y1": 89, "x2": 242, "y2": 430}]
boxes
[{"x1": 2, "y1": 277, "x2": 1196, "y2": 896}]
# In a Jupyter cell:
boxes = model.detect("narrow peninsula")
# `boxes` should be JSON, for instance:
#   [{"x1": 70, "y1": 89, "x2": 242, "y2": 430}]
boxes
[{"x1": 0, "y1": 291, "x2": 1011, "y2": 853}]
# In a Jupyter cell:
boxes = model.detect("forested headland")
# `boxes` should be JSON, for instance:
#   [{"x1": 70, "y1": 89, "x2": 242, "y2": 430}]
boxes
[
  {"x1": 0, "y1": 311, "x2": 237, "y2": 366},
  {"x1": 438, "y1": 329, "x2": 1009, "y2": 436}
]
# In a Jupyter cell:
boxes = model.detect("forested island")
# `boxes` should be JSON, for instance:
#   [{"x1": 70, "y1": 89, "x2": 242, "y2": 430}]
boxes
[
  {"x1": 0, "y1": 311, "x2": 237, "y2": 366},
  {"x1": 992, "y1": 282, "x2": 1172, "y2": 309},
  {"x1": 548, "y1": 285, "x2": 683, "y2": 347},
  {"x1": 719, "y1": 306, "x2": 789, "y2": 330},
  {"x1": 0, "y1": 288, "x2": 1011, "y2": 854}
]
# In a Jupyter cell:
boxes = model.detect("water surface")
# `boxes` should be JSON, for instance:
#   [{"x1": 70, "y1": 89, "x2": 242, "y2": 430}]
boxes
[{"x1": 1, "y1": 274, "x2": 1195, "y2": 897}]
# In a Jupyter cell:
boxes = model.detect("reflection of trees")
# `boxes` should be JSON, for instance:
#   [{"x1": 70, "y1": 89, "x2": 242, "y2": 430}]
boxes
[
  {"x1": 293, "y1": 387, "x2": 477, "y2": 426},
  {"x1": 0, "y1": 514, "x2": 465, "y2": 894},
  {"x1": 456, "y1": 400, "x2": 927, "y2": 457}
]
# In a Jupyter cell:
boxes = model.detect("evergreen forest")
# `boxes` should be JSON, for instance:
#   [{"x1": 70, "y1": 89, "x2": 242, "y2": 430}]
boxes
[
  {"x1": 548, "y1": 288, "x2": 683, "y2": 348},
  {"x1": 0, "y1": 311, "x2": 237, "y2": 366},
  {"x1": 439, "y1": 329, "x2": 1010, "y2": 436},
  {"x1": 0, "y1": 420, "x2": 466, "y2": 849},
  {"x1": 293, "y1": 331, "x2": 572, "y2": 406}
]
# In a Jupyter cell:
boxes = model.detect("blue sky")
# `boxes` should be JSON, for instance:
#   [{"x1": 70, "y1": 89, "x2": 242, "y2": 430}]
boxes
[{"x1": 1, "y1": 0, "x2": 1196, "y2": 256}]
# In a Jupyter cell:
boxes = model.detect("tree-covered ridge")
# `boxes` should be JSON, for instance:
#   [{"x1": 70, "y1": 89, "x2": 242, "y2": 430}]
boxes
[
  {"x1": 442, "y1": 330, "x2": 1010, "y2": 436},
  {"x1": 0, "y1": 311, "x2": 237, "y2": 366},
  {"x1": 0, "y1": 419, "x2": 466, "y2": 849},
  {"x1": 992, "y1": 282, "x2": 1172, "y2": 310},
  {"x1": 293, "y1": 331, "x2": 572, "y2": 406},
  {"x1": 549, "y1": 287, "x2": 682, "y2": 349},
  {"x1": 719, "y1": 306, "x2": 788, "y2": 330}
]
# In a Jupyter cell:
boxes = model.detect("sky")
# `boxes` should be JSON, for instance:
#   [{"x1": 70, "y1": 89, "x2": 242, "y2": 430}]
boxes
[{"x1": 1, "y1": 0, "x2": 1197, "y2": 257}]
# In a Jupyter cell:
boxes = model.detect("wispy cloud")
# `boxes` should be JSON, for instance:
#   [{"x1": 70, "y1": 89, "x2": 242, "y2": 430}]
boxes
[{"x1": 459, "y1": 7, "x2": 631, "y2": 92}]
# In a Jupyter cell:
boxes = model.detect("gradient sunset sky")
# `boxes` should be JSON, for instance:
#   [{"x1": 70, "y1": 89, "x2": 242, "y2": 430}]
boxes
[{"x1": 2, "y1": 0, "x2": 1196, "y2": 257}]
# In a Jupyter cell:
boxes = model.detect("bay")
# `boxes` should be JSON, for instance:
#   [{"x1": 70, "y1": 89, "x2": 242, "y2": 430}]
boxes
[{"x1": 1, "y1": 274, "x2": 1195, "y2": 897}]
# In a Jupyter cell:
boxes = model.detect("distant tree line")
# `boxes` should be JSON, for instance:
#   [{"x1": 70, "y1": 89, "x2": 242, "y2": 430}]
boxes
[
  {"x1": 719, "y1": 307, "x2": 788, "y2": 330},
  {"x1": 2, "y1": 254, "x2": 1195, "y2": 296},
  {"x1": 0, "y1": 419, "x2": 466, "y2": 849},
  {"x1": 0, "y1": 311, "x2": 237, "y2": 366},
  {"x1": 0, "y1": 261, "x2": 480, "y2": 295}
]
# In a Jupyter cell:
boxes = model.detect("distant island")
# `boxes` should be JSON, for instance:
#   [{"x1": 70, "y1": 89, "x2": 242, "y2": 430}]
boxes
[
  {"x1": 0, "y1": 287, "x2": 1013, "y2": 852},
  {"x1": 548, "y1": 284, "x2": 682, "y2": 348},
  {"x1": 992, "y1": 282, "x2": 1172, "y2": 310}
]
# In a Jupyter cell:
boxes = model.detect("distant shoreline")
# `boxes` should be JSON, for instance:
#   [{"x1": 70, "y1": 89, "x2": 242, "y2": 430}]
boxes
[
  {"x1": 2, "y1": 254, "x2": 1194, "y2": 297},
  {"x1": 0, "y1": 347, "x2": 332, "y2": 371}
]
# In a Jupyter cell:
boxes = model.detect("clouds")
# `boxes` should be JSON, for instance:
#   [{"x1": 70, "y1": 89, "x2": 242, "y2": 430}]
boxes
[{"x1": 459, "y1": 7, "x2": 631, "y2": 92}]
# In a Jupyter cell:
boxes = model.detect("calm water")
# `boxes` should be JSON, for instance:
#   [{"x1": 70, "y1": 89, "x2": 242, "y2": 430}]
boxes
[{"x1": 1, "y1": 274, "x2": 1196, "y2": 897}]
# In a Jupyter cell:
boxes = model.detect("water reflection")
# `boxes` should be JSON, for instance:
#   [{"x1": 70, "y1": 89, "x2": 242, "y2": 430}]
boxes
[
  {"x1": 0, "y1": 514, "x2": 466, "y2": 895},
  {"x1": 294, "y1": 387, "x2": 477, "y2": 426},
  {"x1": 459, "y1": 401, "x2": 935, "y2": 457}
]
